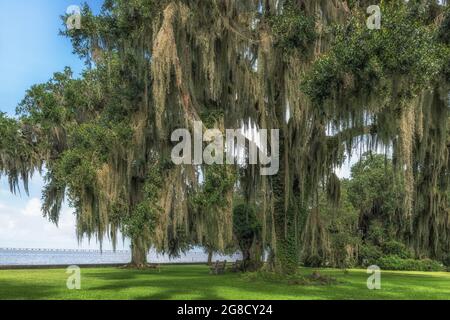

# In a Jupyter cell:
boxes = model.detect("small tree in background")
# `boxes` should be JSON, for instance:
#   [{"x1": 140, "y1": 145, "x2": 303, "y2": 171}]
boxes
[{"x1": 233, "y1": 203, "x2": 262, "y2": 271}]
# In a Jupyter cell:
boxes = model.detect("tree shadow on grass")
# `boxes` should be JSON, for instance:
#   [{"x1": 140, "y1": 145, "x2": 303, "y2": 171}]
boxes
[
  {"x1": 0, "y1": 279, "x2": 57, "y2": 300},
  {"x1": 85, "y1": 265, "x2": 204, "y2": 281},
  {"x1": 8, "y1": 266, "x2": 442, "y2": 300},
  {"x1": 84, "y1": 269, "x2": 355, "y2": 300},
  {"x1": 86, "y1": 270, "x2": 228, "y2": 300},
  {"x1": 137, "y1": 287, "x2": 225, "y2": 300},
  {"x1": 142, "y1": 270, "x2": 450, "y2": 300}
]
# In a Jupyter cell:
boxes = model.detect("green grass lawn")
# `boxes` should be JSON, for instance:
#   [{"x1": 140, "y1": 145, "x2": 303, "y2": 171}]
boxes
[{"x1": 0, "y1": 265, "x2": 449, "y2": 300}]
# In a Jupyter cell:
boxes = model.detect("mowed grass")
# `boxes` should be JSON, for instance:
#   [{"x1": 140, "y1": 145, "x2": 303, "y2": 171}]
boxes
[{"x1": 0, "y1": 265, "x2": 449, "y2": 300}]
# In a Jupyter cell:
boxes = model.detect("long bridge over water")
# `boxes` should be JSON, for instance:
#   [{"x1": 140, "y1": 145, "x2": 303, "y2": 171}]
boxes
[{"x1": 0, "y1": 248, "x2": 130, "y2": 253}]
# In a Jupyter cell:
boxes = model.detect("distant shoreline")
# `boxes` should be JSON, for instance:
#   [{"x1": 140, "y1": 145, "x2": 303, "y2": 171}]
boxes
[
  {"x1": 0, "y1": 248, "x2": 130, "y2": 253},
  {"x1": 0, "y1": 263, "x2": 125, "y2": 270},
  {"x1": 0, "y1": 262, "x2": 207, "y2": 270},
  {"x1": 0, "y1": 248, "x2": 242, "y2": 267}
]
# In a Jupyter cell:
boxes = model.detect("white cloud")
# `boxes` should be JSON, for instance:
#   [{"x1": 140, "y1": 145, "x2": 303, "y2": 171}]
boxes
[
  {"x1": 0, "y1": 176, "x2": 128, "y2": 250},
  {"x1": 21, "y1": 198, "x2": 42, "y2": 217}
]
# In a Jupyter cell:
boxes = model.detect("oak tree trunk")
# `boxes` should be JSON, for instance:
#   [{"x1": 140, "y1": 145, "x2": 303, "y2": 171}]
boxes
[
  {"x1": 131, "y1": 236, "x2": 148, "y2": 268},
  {"x1": 207, "y1": 250, "x2": 213, "y2": 266}
]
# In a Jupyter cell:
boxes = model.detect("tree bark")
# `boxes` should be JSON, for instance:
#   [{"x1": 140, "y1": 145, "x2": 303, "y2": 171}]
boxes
[
  {"x1": 242, "y1": 248, "x2": 251, "y2": 265},
  {"x1": 271, "y1": 108, "x2": 299, "y2": 274},
  {"x1": 250, "y1": 238, "x2": 263, "y2": 270},
  {"x1": 263, "y1": 51, "x2": 299, "y2": 275},
  {"x1": 131, "y1": 236, "x2": 148, "y2": 268},
  {"x1": 272, "y1": 148, "x2": 299, "y2": 274},
  {"x1": 207, "y1": 249, "x2": 213, "y2": 266}
]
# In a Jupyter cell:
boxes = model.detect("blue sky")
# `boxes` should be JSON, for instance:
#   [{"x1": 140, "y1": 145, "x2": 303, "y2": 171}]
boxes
[
  {"x1": 0, "y1": 0, "x2": 101, "y2": 115},
  {"x1": 0, "y1": 0, "x2": 129, "y2": 249}
]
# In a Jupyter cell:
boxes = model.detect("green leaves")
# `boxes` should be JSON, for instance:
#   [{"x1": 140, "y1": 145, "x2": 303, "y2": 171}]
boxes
[
  {"x1": 193, "y1": 165, "x2": 236, "y2": 211},
  {"x1": 270, "y1": 5, "x2": 316, "y2": 55},
  {"x1": 122, "y1": 163, "x2": 163, "y2": 239},
  {"x1": 232, "y1": 202, "x2": 262, "y2": 263},
  {"x1": 55, "y1": 149, "x2": 97, "y2": 192},
  {"x1": 303, "y1": 2, "x2": 449, "y2": 105},
  {"x1": 233, "y1": 203, "x2": 261, "y2": 240},
  {"x1": 348, "y1": 152, "x2": 402, "y2": 217},
  {"x1": 17, "y1": 68, "x2": 75, "y2": 127},
  {"x1": 0, "y1": 113, "x2": 41, "y2": 194}
]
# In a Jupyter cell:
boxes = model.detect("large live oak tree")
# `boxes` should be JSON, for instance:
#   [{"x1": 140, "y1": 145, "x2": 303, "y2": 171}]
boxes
[{"x1": 0, "y1": 0, "x2": 449, "y2": 271}]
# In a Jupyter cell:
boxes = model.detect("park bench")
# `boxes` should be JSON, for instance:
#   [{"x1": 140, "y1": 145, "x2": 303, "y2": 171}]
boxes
[
  {"x1": 228, "y1": 260, "x2": 243, "y2": 273},
  {"x1": 210, "y1": 260, "x2": 227, "y2": 275}
]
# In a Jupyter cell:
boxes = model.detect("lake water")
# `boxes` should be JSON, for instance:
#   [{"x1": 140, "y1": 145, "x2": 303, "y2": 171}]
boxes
[{"x1": 0, "y1": 248, "x2": 241, "y2": 266}]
